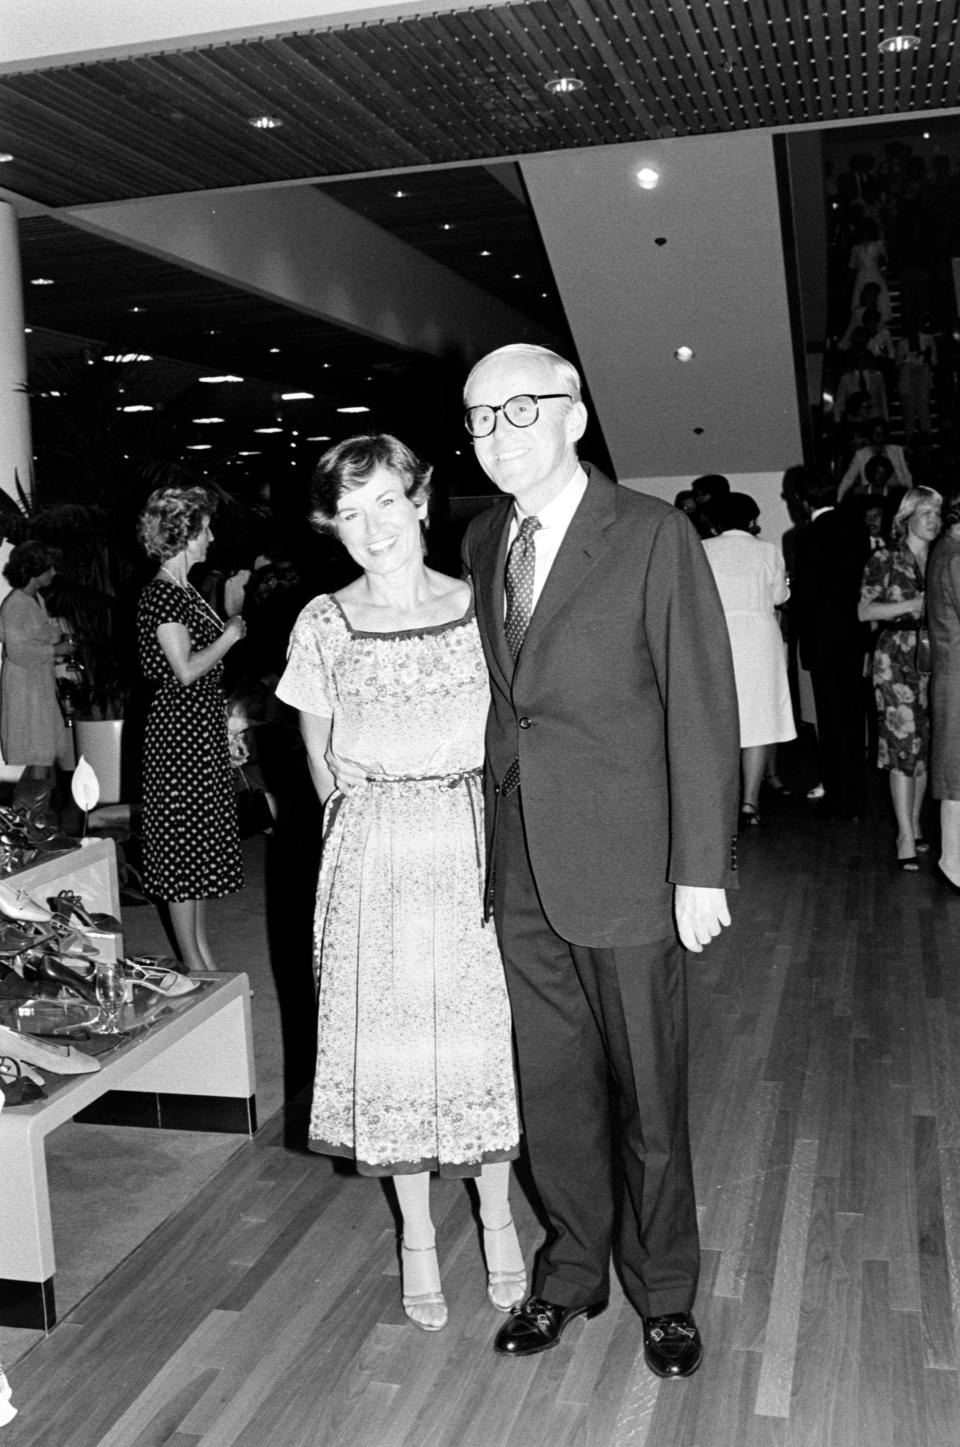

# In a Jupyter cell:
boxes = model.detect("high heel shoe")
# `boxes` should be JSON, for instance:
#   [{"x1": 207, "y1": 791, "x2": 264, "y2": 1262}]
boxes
[
  {"x1": 0, "y1": 921, "x2": 58, "y2": 956},
  {"x1": 400, "y1": 1242, "x2": 448, "y2": 1332},
  {"x1": 51, "y1": 890, "x2": 122, "y2": 934},
  {"x1": 0, "y1": 881, "x2": 53, "y2": 923},
  {"x1": 23, "y1": 953, "x2": 99, "y2": 1005},
  {"x1": 120, "y1": 959, "x2": 197, "y2": 997},
  {"x1": 483, "y1": 1219, "x2": 527, "y2": 1313}
]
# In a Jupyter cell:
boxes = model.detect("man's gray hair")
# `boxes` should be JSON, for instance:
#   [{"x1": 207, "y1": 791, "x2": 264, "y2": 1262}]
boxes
[{"x1": 464, "y1": 344, "x2": 582, "y2": 404}]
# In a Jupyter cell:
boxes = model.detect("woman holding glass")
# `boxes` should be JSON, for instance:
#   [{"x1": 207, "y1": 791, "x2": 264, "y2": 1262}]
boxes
[
  {"x1": 858, "y1": 486, "x2": 942, "y2": 869},
  {"x1": 276, "y1": 435, "x2": 522, "y2": 1334},
  {"x1": 136, "y1": 486, "x2": 246, "y2": 971}
]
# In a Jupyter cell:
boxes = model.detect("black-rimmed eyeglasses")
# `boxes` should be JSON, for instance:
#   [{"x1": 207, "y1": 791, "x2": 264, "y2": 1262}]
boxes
[{"x1": 464, "y1": 393, "x2": 572, "y2": 439}]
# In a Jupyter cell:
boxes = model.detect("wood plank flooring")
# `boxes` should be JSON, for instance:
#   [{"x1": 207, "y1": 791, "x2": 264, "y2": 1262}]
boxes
[{"x1": 6, "y1": 783, "x2": 960, "y2": 1446}]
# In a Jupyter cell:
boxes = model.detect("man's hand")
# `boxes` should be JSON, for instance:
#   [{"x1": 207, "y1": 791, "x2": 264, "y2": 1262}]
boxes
[{"x1": 674, "y1": 885, "x2": 730, "y2": 953}]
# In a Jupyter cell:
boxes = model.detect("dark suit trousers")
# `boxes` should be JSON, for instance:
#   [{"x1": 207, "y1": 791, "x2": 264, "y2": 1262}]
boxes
[
  {"x1": 492, "y1": 787, "x2": 700, "y2": 1318},
  {"x1": 809, "y1": 651, "x2": 866, "y2": 817}
]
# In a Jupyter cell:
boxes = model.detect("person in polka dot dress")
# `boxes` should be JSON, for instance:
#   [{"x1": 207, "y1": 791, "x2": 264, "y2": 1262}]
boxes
[{"x1": 136, "y1": 486, "x2": 246, "y2": 971}]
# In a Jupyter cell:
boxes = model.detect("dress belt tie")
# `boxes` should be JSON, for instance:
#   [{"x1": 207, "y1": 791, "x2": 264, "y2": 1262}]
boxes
[{"x1": 363, "y1": 767, "x2": 485, "y2": 897}]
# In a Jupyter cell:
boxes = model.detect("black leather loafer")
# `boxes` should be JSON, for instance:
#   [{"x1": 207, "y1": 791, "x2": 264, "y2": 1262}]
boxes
[
  {"x1": 642, "y1": 1312, "x2": 703, "y2": 1378},
  {"x1": 493, "y1": 1295, "x2": 606, "y2": 1357}
]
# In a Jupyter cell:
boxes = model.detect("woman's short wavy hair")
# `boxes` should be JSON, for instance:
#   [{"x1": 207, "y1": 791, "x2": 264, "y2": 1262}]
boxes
[
  {"x1": 3, "y1": 540, "x2": 60, "y2": 589},
  {"x1": 137, "y1": 486, "x2": 214, "y2": 562},
  {"x1": 309, "y1": 435, "x2": 433, "y2": 535},
  {"x1": 891, "y1": 485, "x2": 942, "y2": 544}
]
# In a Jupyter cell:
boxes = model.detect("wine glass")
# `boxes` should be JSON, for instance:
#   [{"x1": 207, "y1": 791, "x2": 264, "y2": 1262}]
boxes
[{"x1": 95, "y1": 959, "x2": 125, "y2": 1034}]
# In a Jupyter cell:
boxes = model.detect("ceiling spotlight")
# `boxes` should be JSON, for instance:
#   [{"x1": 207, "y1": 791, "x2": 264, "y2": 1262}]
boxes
[
  {"x1": 281, "y1": 391, "x2": 314, "y2": 401},
  {"x1": 307, "y1": 435, "x2": 332, "y2": 442},
  {"x1": 394, "y1": 189, "x2": 407, "y2": 199},
  {"x1": 545, "y1": 76, "x2": 583, "y2": 95},
  {"x1": 105, "y1": 352, "x2": 153, "y2": 363},
  {"x1": 878, "y1": 33, "x2": 920, "y2": 53},
  {"x1": 337, "y1": 406, "x2": 370, "y2": 414},
  {"x1": 199, "y1": 374, "x2": 243, "y2": 383},
  {"x1": 237, "y1": 451, "x2": 262, "y2": 456},
  {"x1": 120, "y1": 404, "x2": 154, "y2": 413},
  {"x1": 186, "y1": 444, "x2": 212, "y2": 450},
  {"x1": 254, "y1": 427, "x2": 282, "y2": 434},
  {"x1": 269, "y1": 347, "x2": 280, "y2": 354},
  {"x1": 248, "y1": 114, "x2": 283, "y2": 129},
  {"x1": 674, "y1": 346, "x2": 695, "y2": 362},
  {"x1": 129, "y1": 305, "x2": 144, "y2": 313},
  {"x1": 636, "y1": 167, "x2": 660, "y2": 190},
  {"x1": 192, "y1": 417, "x2": 225, "y2": 424},
  {"x1": 480, "y1": 250, "x2": 492, "y2": 257},
  {"x1": 29, "y1": 277, "x2": 54, "y2": 286},
  {"x1": 0, "y1": 153, "x2": 13, "y2": 163}
]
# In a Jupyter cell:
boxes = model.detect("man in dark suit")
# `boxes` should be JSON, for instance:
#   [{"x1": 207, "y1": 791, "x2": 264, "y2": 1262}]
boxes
[
  {"x1": 790, "y1": 467, "x2": 870, "y2": 819},
  {"x1": 460, "y1": 344, "x2": 740, "y2": 1375}
]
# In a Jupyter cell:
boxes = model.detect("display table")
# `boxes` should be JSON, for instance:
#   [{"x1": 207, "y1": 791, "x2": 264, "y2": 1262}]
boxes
[{"x1": 0, "y1": 971, "x2": 256, "y2": 1331}]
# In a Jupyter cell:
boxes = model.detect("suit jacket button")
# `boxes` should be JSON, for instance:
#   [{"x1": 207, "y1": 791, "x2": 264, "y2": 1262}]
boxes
[{"x1": 519, "y1": 717, "x2": 532, "y2": 729}]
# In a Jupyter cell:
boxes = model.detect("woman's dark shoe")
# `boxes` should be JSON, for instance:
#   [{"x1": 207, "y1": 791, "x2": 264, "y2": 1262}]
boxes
[
  {"x1": 897, "y1": 856, "x2": 920, "y2": 872},
  {"x1": 642, "y1": 1313, "x2": 704, "y2": 1378},
  {"x1": 493, "y1": 1296, "x2": 606, "y2": 1356},
  {"x1": 739, "y1": 804, "x2": 762, "y2": 828},
  {"x1": 915, "y1": 838, "x2": 931, "y2": 853},
  {"x1": 763, "y1": 776, "x2": 791, "y2": 796}
]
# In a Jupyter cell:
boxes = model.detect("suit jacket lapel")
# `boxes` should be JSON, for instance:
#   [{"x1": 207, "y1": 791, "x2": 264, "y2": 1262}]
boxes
[{"x1": 471, "y1": 502, "x2": 514, "y2": 686}]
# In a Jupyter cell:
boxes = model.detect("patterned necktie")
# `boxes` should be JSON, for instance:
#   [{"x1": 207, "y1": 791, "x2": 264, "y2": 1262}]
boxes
[{"x1": 504, "y1": 515, "x2": 541, "y2": 661}]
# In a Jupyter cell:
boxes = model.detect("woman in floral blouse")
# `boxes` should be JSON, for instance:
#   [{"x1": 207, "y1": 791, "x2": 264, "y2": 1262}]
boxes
[{"x1": 858, "y1": 487, "x2": 943, "y2": 868}]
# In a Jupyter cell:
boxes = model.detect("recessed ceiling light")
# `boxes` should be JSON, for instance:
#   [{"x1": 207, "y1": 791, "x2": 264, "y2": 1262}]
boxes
[
  {"x1": 199, "y1": 374, "x2": 243, "y2": 383},
  {"x1": 186, "y1": 444, "x2": 212, "y2": 450},
  {"x1": 512, "y1": 273, "x2": 522, "y2": 280},
  {"x1": 479, "y1": 250, "x2": 492, "y2": 258},
  {"x1": 878, "y1": 33, "x2": 920, "y2": 53},
  {"x1": 441, "y1": 223, "x2": 454, "y2": 232},
  {"x1": 269, "y1": 348, "x2": 280, "y2": 354},
  {"x1": 281, "y1": 391, "x2": 314, "y2": 401},
  {"x1": 192, "y1": 417, "x2": 224, "y2": 424},
  {"x1": 248, "y1": 115, "x2": 283, "y2": 129},
  {"x1": 0, "y1": 153, "x2": 13, "y2": 163},
  {"x1": 674, "y1": 346, "x2": 695, "y2": 362},
  {"x1": 129, "y1": 305, "x2": 144, "y2": 313},
  {"x1": 307, "y1": 435, "x2": 332, "y2": 442},
  {"x1": 394, "y1": 189, "x2": 407, "y2": 199},
  {"x1": 545, "y1": 76, "x2": 583, "y2": 95},
  {"x1": 105, "y1": 353, "x2": 153, "y2": 363},
  {"x1": 237, "y1": 451, "x2": 262, "y2": 456},
  {"x1": 120, "y1": 404, "x2": 154, "y2": 413},
  {"x1": 337, "y1": 406, "x2": 370, "y2": 414},
  {"x1": 29, "y1": 277, "x2": 54, "y2": 286},
  {"x1": 636, "y1": 167, "x2": 660, "y2": 190},
  {"x1": 254, "y1": 427, "x2": 282, "y2": 434}
]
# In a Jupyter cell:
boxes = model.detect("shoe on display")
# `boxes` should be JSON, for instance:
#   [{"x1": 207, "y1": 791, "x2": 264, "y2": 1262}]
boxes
[{"x1": 0, "y1": 1022, "x2": 100, "y2": 1075}]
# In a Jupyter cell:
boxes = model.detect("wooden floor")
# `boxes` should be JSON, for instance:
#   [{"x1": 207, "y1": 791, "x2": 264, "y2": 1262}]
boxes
[{"x1": 7, "y1": 781, "x2": 960, "y2": 1446}]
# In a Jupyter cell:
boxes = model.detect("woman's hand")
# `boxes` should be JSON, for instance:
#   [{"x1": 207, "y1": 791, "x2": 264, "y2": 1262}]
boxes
[
  {"x1": 224, "y1": 616, "x2": 247, "y2": 648},
  {"x1": 324, "y1": 745, "x2": 379, "y2": 796}
]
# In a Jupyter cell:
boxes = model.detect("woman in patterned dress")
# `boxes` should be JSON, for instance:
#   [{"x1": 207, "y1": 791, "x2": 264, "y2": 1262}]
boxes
[
  {"x1": 276, "y1": 435, "x2": 522, "y2": 1334},
  {"x1": 136, "y1": 487, "x2": 247, "y2": 970},
  {"x1": 858, "y1": 486, "x2": 942, "y2": 869}
]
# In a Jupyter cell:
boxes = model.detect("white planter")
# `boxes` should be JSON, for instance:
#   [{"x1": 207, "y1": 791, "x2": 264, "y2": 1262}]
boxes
[{"x1": 73, "y1": 719, "x2": 125, "y2": 804}]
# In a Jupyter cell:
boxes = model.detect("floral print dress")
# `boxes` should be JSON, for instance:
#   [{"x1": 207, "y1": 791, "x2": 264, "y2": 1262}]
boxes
[
  {"x1": 276, "y1": 594, "x2": 519, "y2": 1177},
  {"x1": 860, "y1": 543, "x2": 929, "y2": 775}
]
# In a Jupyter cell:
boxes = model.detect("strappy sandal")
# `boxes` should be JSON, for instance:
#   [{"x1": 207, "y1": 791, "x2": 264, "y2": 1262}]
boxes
[
  {"x1": 51, "y1": 889, "x2": 122, "y2": 933},
  {"x1": 483, "y1": 1219, "x2": 527, "y2": 1312},
  {"x1": 120, "y1": 959, "x2": 197, "y2": 996},
  {"x1": 400, "y1": 1241, "x2": 448, "y2": 1331}
]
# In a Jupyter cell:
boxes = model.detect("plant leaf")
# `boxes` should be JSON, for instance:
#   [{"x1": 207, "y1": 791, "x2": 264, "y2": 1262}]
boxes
[{"x1": 71, "y1": 755, "x2": 101, "y2": 813}]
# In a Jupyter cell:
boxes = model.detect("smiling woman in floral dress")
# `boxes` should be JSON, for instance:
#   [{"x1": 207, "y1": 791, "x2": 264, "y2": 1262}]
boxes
[{"x1": 276, "y1": 435, "x2": 522, "y2": 1334}]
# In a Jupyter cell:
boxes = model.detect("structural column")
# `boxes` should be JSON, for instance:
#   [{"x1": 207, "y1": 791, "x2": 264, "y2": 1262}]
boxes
[{"x1": 0, "y1": 201, "x2": 32, "y2": 504}]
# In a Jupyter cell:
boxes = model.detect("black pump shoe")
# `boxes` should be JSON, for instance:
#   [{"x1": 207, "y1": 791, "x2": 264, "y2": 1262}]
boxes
[{"x1": 24, "y1": 953, "x2": 99, "y2": 1005}]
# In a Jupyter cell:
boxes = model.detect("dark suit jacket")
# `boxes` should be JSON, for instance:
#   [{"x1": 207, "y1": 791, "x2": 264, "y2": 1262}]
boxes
[
  {"x1": 790, "y1": 507, "x2": 869, "y2": 672},
  {"x1": 462, "y1": 465, "x2": 740, "y2": 948}
]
